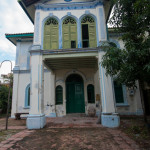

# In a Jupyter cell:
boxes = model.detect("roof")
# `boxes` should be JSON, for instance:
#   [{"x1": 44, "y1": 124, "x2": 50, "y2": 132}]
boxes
[
  {"x1": 5, "y1": 33, "x2": 33, "y2": 45},
  {"x1": 18, "y1": 0, "x2": 113, "y2": 24},
  {"x1": 22, "y1": 0, "x2": 40, "y2": 7}
]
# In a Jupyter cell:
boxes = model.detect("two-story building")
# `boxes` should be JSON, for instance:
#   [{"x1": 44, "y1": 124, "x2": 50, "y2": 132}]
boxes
[{"x1": 6, "y1": 0, "x2": 143, "y2": 129}]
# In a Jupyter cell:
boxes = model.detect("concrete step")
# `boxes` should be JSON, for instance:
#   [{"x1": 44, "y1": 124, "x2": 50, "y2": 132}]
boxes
[{"x1": 65, "y1": 113, "x2": 87, "y2": 117}]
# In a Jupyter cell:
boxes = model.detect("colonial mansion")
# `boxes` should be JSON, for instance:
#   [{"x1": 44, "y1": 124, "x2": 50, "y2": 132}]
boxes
[{"x1": 6, "y1": 0, "x2": 143, "y2": 129}]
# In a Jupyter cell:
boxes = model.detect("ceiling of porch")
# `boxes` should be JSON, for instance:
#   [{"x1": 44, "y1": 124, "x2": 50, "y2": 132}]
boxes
[{"x1": 43, "y1": 53, "x2": 98, "y2": 70}]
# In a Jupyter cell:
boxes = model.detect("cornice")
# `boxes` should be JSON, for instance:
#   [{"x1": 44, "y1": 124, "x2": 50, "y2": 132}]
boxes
[{"x1": 35, "y1": 0, "x2": 103, "y2": 11}]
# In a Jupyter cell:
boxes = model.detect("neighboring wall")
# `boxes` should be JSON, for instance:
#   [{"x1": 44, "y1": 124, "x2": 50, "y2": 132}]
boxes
[{"x1": 15, "y1": 41, "x2": 32, "y2": 70}]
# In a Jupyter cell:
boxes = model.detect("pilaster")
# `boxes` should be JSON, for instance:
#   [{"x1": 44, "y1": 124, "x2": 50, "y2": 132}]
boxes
[{"x1": 27, "y1": 50, "x2": 46, "y2": 129}]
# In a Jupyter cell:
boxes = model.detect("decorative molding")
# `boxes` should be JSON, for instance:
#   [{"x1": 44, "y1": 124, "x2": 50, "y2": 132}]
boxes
[
  {"x1": 13, "y1": 69, "x2": 30, "y2": 74},
  {"x1": 34, "y1": 12, "x2": 40, "y2": 43},
  {"x1": 36, "y1": 1, "x2": 103, "y2": 11},
  {"x1": 85, "y1": 10, "x2": 90, "y2": 14},
  {"x1": 99, "y1": 7, "x2": 106, "y2": 40},
  {"x1": 109, "y1": 39, "x2": 121, "y2": 48},
  {"x1": 64, "y1": 0, "x2": 72, "y2": 2}
]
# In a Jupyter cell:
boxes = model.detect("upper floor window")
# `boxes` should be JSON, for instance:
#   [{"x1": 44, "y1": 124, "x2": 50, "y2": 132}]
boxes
[
  {"x1": 62, "y1": 17, "x2": 77, "y2": 49},
  {"x1": 43, "y1": 18, "x2": 59, "y2": 50},
  {"x1": 81, "y1": 16, "x2": 97, "y2": 48}
]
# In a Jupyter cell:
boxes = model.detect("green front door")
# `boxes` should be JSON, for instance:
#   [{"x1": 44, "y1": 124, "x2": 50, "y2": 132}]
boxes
[{"x1": 66, "y1": 74, "x2": 85, "y2": 113}]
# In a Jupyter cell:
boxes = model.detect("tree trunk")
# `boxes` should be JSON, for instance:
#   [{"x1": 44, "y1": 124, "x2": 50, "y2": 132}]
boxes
[{"x1": 138, "y1": 80, "x2": 148, "y2": 124}]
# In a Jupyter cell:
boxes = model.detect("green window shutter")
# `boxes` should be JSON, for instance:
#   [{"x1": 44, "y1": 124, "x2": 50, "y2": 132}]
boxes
[
  {"x1": 62, "y1": 17, "x2": 77, "y2": 49},
  {"x1": 87, "y1": 84, "x2": 95, "y2": 103},
  {"x1": 114, "y1": 81, "x2": 124, "y2": 103},
  {"x1": 56, "y1": 85, "x2": 63, "y2": 105},
  {"x1": 43, "y1": 18, "x2": 59, "y2": 50},
  {"x1": 89, "y1": 24, "x2": 96, "y2": 48},
  {"x1": 44, "y1": 25, "x2": 51, "y2": 49},
  {"x1": 51, "y1": 25, "x2": 59, "y2": 49},
  {"x1": 63, "y1": 24, "x2": 70, "y2": 49}
]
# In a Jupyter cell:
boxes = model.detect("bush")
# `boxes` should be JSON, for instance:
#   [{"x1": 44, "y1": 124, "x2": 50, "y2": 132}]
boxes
[{"x1": 0, "y1": 85, "x2": 12, "y2": 113}]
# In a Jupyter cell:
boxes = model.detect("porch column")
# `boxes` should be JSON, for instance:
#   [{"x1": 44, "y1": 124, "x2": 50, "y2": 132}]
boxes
[
  {"x1": 26, "y1": 52, "x2": 46, "y2": 129},
  {"x1": 98, "y1": 51, "x2": 120, "y2": 127},
  {"x1": 49, "y1": 72, "x2": 56, "y2": 117}
]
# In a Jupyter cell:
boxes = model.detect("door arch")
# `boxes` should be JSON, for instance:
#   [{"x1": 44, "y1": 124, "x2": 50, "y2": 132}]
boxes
[{"x1": 66, "y1": 74, "x2": 85, "y2": 113}]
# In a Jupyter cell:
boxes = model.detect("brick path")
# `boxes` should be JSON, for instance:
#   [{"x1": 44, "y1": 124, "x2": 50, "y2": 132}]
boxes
[
  {"x1": 0, "y1": 130, "x2": 34, "y2": 150},
  {"x1": 0, "y1": 126, "x2": 26, "y2": 130},
  {"x1": 0, "y1": 117, "x2": 141, "y2": 150}
]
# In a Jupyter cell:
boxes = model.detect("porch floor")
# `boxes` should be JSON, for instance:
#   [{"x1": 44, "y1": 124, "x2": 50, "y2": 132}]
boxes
[{"x1": 46, "y1": 115, "x2": 101, "y2": 128}]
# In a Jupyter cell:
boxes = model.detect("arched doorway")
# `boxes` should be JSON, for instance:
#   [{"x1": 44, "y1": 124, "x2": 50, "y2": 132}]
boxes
[{"x1": 66, "y1": 74, "x2": 85, "y2": 113}]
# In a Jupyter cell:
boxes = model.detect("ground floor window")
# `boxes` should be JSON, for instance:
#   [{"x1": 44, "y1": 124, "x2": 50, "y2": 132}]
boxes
[
  {"x1": 56, "y1": 85, "x2": 63, "y2": 105},
  {"x1": 113, "y1": 80, "x2": 128, "y2": 106},
  {"x1": 87, "y1": 84, "x2": 95, "y2": 103},
  {"x1": 25, "y1": 84, "x2": 30, "y2": 108}
]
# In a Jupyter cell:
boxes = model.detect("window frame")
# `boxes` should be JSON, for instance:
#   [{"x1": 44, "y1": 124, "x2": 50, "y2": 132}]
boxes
[
  {"x1": 87, "y1": 84, "x2": 95, "y2": 104},
  {"x1": 113, "y1": 80, "x2": 128, "y2": 106},
  {"x1": 24, "y1": 84, "x2": 30, "y2": 109},
  {"x1": 56, "y1": 85, "x2": 63, "y2": 105},
  {"x1": 81, "y1": 15, "x2": 97, "y2": 48},
  {"x1": 43, "y1": 17, "x2": 59, "y2": 50}
]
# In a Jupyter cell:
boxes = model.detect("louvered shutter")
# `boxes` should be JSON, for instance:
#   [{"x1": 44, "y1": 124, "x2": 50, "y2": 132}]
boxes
[
  {"x1": 44, "y1": 25, "x2": 51, "y2": 49},
  {"x1": 43, "y1": 18, "x2": 59, "y2": 50},
  {"x1": 89, "y1": 24, "x2": 96, "y2": 48}
]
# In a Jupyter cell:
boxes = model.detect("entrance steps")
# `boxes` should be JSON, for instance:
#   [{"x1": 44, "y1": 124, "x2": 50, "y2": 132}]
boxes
[{"x1": 65, "y1": 113, "x2": 87, "y2": 117}]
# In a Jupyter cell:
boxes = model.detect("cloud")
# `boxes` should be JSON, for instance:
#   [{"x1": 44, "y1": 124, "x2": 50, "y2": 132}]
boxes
[{"x1": 0, "y1": 0, "x2": 34, "y2": 74}]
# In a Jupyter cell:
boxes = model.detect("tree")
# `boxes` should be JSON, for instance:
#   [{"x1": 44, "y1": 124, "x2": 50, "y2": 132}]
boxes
[
  {"x1": 101, "y1": 0, "x2": 150, "y2": 124},
  {"x1": 0, "y1": 73, "x2": 13, "y2": 113},
  {"x1": 0, "y1": 85, "x2": 12, "y2": 113}
]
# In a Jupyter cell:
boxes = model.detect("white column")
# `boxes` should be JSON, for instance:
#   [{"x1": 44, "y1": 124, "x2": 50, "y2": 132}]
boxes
[
  {"x1": 48, "y1": 72, "x2": 56, "y2": 117},
  {"x1": 27, "y1": 52, "x2": 46, "y2": 129},
  {"x1": 11, "y1": 73, "x2": 19, "y2": 117},
  {"x1": 98, "y1": 51, "x2": 120, "y2": 127}
]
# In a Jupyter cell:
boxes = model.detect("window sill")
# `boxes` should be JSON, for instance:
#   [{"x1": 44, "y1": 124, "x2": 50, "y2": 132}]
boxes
[
  {"x1": 116, "y1": 104, "x2": 129, "y2": 107},
  {"x1": 23, "y1": 106, "x2": 30, "y2": 109}
]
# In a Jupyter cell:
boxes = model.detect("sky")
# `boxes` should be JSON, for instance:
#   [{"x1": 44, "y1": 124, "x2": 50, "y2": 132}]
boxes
[{"x1": 0, "y1": 0, "x2": 34, "y2": 75}]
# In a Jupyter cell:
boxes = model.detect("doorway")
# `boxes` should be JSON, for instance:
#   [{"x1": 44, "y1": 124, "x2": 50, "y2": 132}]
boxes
[{"x1": 66, "y1": 74, "x2": 85, "y2": 113}]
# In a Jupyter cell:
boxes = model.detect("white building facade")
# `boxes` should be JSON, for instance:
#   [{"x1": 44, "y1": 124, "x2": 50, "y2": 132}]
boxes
[{"x1": 6, "y1": 0, "x2": 143, "y2": 129}]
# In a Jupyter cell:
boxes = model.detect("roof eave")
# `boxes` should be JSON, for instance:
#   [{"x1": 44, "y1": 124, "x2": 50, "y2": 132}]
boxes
[{"x1": 18, "y1": 0, "x2": 34, "y2": 24}]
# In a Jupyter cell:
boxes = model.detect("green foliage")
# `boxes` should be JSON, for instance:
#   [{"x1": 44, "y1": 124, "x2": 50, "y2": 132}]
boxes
[
  {"x1": 0, "y1": 85, "x2": 12, "y2": 113},
  {"x1": 102, "y1": 0, "x2": 150, "y2": 87}
]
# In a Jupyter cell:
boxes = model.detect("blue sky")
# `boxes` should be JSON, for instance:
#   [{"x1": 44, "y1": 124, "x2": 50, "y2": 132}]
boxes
[{"x1": 0, "y1": 0, "x2": 34, "y2": 75}]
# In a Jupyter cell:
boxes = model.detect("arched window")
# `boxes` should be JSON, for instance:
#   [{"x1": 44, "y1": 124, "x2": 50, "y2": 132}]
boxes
[
  {"x1": 56, "y1": 85, "x2": 63, "y2": 105},
  {"x1": 62, "y1": 17, "x2": 77, "y2": 49},
  {"x1": 87, "y1": 84, "x2": 95, "y2": 103},
  {"x1": 25, "y1": 84, "x2": 30, "y2": 107},
  {"x1": 43, "y1": 18, "x2": 59, "y2": 50},
  {"x1": 81, "y1": 16, "x2": 97, "y2": 48}
]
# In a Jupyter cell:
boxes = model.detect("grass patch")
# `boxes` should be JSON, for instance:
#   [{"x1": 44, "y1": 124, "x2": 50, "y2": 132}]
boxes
[{"x1": 120, "y1": 116, "x2": 150, "y2": 149}]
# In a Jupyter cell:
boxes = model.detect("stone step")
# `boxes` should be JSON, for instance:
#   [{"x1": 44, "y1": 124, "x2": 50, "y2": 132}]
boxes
[{"x1": 65, "y1": 113, "x2": 87, "y2": 117}]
